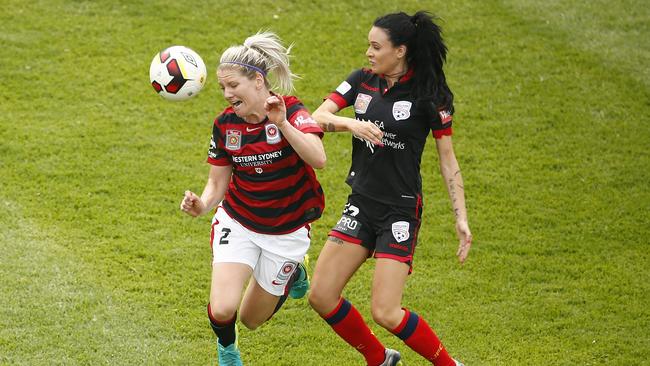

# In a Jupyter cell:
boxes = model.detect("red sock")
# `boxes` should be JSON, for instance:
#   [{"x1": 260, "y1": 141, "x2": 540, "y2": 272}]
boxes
[
  {"x1": 391, "y1": 309, "x2": 455, "y2": 366},
  {"x1": 322, "y1": 298, "x2": 386, "y2": 366}
]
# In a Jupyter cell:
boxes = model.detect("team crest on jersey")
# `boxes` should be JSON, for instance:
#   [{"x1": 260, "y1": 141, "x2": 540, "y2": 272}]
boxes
[
  {"x1": 392, "y1": 101, "x2": 412, "y2": 121},
  {"x1": 265, "y1": 124, "x2": 281, "y2": 144},
  {"x1": 354, "y1": 93, "x2": 372, "y2": 114},
  {"x1": 225, "y1": 130, "x2": 241, "y2": 150},
  {"x1": 391, "y1": 221, "x2": 410, "y2": 243}
]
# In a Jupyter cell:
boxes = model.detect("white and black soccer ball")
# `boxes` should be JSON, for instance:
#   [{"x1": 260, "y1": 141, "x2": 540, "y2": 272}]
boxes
[{"x1": 149, "y1": 46, "x2": 207, "y2": 101}]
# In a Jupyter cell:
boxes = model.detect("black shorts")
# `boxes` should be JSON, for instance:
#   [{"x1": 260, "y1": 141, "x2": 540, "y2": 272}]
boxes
[{"x1": 329, "y1": 193, "x2": 423, "y2": 269}]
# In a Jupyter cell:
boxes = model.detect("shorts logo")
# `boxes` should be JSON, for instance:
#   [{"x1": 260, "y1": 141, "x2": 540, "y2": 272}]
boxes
[
  {"x1": 225, "y1": 130, "x2": 241, "y2": 150},
  {"x1": 336, "y1": 81, "x2": 352, "y2": 95},
  {"x1": 272, "y1": 261, "x2": 297, "y2": 285},
  {"x1": 391, "y1": 221, "x2": 410, "y2": 243},
  {"x1": 334, "y1": 214, "x2": 361, "y2": 237},
  {"x1": 392, "y1": 101, "x2": 412, "y2": 121},
  {"x1": 354, "y1": 93, "x2": 372, "y2": 114},
  {"x1": 265, "y1": 124, "x2": 281, "y2": 144}
]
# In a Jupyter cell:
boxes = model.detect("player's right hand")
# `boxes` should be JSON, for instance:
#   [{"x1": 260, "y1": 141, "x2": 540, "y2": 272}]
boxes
[
  {"x1": 180, "y1": 190, "x2": 204, "y2": 217},
  {"x1": 350, "y1": 119, "x2": 384, "y2": 147}
]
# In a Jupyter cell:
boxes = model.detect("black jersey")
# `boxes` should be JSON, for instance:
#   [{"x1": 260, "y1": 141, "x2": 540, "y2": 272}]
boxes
[
  {"x1": 327, "y1": 68, "x2": 453, "y2": 208},
  {"x1": 207, "y1": 96, "x2": 325, "y2": 234}
]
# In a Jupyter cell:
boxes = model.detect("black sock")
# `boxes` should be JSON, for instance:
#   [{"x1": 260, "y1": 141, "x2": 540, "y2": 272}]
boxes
[{"x1": 207, "y1": 303, "x2": 237, "y2": 347}]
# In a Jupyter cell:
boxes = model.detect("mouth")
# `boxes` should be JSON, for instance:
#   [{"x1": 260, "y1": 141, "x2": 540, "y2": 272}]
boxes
[{"x1": 231, "y1": 100, "x2": 243, "y2": 109}]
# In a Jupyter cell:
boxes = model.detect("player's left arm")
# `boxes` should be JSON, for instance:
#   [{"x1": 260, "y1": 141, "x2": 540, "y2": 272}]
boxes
[
  {"x1": 436, "y1": 135, "x2": 472, "y2": 263},
  {"x1": 265, "y1": 95, "x2": 326, "y2": 169}
]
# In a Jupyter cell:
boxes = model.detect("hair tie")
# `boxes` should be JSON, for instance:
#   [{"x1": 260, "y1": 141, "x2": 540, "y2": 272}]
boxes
[
  {"x1": 411, "y1": 15, "x2": 418, "y2": 27},
  {"x1": 221, "y1": 61, "x2": 267, "y2": 76}
]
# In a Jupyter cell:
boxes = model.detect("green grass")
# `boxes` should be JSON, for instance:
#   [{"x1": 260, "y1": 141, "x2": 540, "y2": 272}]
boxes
[{"x1": 1, "y1": 0, "x2": 649, "y2": 365}]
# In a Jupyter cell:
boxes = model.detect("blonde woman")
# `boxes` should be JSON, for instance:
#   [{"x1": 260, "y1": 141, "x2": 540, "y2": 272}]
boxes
[{"x1": 180, "y1": 31, "x2": 325, "y2": 365}]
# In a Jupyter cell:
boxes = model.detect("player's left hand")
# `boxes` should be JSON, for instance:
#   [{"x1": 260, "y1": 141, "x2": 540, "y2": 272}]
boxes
[
  {"x1": 455, "y1": 220, "x2": 472, "y2": 264},
  {"x1": 264, "y1": 93, "x2": 288, "y2": 127}
]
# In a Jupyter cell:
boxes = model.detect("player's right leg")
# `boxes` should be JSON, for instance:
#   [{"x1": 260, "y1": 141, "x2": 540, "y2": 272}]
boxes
[
  {"x1": 207, "y1": 207, "x2": 258, "y2": 365},
  {"x1": 309, "y1": 238, "x2": 393, "y2": 366},
  {"x1": 208, "y1": 263, "x2": 251, "y2": 366}
]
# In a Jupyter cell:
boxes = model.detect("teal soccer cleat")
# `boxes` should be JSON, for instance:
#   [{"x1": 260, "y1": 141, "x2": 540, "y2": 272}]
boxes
[
  {"x1": 217, "y1": 342, "x2": 243, "y2": 366},
  {"x1": 288, "y1": 255, "x2": 310, "y2": 299}
]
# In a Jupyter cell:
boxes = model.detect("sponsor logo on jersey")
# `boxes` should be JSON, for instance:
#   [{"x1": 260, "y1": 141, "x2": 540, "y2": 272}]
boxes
[
  {"x1": 272, "y1": 261, "x2": 297, "y2": 285},
  {"x1": 208, "y1": 136, "x2": 218, "y2": 158},
  {"x1": 391, "y1": 221, "x2": 410, "y2": 243},
  {"x1": 336, "y1": 81, "x2": 352, "y2": 95},
  {"x1": 265, "y1": 123, "x2": 281, "y2": 144},
  {"x1": 354, "y1": 93, "x2": 372, "y2": 114},
  {"x1": 225, "y1": 130, "x2": 241, "y2": 150},
  {"x1": 392, "y1": 101, "x2": 412, "y2": 121},
  {"x1": 438, "y1": 108, "x2": 452, "y2": 123},
  {"x1": 255, "y1": 167, "x2": 263, "y2": 174},
  {"x1": 246, "y1": 126, "x2": 262, "y2": 132},
  {"x1": 293, "y1": 110, "x2": 317, "y2": 127}
]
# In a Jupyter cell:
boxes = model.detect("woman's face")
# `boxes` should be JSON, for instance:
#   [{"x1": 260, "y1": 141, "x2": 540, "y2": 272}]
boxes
[
  {"x1": 217, "y1": 67, "x2": 264, "y2": 119},
  {"x1": 366, "y1": 26, "x2": 405, "y2": 75}
]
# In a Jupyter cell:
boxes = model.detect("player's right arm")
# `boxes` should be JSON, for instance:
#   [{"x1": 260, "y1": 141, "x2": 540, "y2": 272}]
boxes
[
  {"x1": 313, "y1": 99, "x2": 383, "y2": 146},
  {"x1": 180, "y1": 164, "x2": 232, "y2": 217}
]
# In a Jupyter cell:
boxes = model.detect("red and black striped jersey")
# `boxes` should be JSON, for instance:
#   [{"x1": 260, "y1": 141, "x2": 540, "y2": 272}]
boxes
[
  {"x1": 207, "y1": 96, "x2": 325, "y2": 234},
  {"x1": 327, "y1": 68, "x2": 453, "y2": 208}
]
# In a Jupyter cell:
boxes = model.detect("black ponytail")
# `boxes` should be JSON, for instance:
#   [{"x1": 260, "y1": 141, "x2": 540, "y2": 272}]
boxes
[{"x1": 374, "y1": 11, "x2": 454, "y2": 116}]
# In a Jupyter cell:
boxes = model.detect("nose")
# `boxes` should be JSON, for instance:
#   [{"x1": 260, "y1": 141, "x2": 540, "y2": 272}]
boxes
[
  {"x1": 222, "y1": 87, "x2": 233, "y2": 99},
  {"x1": 365, "y1": 46, "x2": 373, "y2": 58}
]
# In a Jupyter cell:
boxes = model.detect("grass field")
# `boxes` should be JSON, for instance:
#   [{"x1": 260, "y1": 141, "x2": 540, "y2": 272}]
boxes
[{"x1": 1, "y1": 0, "x2": 649, "y2": 365}]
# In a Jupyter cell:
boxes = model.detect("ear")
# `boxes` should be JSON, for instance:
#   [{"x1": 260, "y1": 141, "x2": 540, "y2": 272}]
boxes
[
  {"x1": 396, "y1": 45, "x2": 407, "y2": 59},
  {"x1": 255, "y1": 73, "x2": 265, "y2": 89}
]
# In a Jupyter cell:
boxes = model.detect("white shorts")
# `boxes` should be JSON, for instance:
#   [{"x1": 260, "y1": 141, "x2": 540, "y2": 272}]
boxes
[{"x1": 210, "y1": 207, "x2": 310, "y2": 296}]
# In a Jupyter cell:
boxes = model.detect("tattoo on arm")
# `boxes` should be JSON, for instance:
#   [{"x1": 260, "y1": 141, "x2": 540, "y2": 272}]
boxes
[
  {"x1": 448, "y1": 177, "x2": 459, "y2": 219},
  {"x1": 326, "y1": 123, "x2": 336, "y2": 132},
  {"x1": 328, "y1": 236, "x2": 344, "y2": 245}
]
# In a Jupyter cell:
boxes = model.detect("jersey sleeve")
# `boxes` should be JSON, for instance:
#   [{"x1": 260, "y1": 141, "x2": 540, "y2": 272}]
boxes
[
  {"x1": 325, "y1": 69, "x2": 365, "y2": 110},
  {"x1": 431, "y1": 107, "x2": 454, "y2": 139},
  {"x1": 285, "y1": 96, "x2": 324, "y2": 138},
  {"x1": 207, "y1": 115, "x2": 232, "y2": 166}
]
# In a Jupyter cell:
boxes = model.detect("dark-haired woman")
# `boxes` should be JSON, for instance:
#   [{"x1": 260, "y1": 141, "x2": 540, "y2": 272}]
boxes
[{"x1": 308, "y1": 11, "x2": 471, "y2": 366}]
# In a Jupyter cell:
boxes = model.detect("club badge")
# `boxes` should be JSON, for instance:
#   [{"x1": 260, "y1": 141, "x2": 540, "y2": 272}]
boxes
[
  {"x1": 272, "y1": 261, "x2": 297, "y2": 285},
  {"x1": 265, "y1": 123, "x2": 281, "y2": 144},
  {"x1": 225, "y1": 130, "x2": 241, "y2": 150},
  {"x1": 392, "y1": 101, "x2": 412, "y2": 121},
  {"x1": 354, "y1": 93, "x2": 372, "y2": 114},
  {"x1": 391, "y1": 221, "x2": 410, "y2": 243}
]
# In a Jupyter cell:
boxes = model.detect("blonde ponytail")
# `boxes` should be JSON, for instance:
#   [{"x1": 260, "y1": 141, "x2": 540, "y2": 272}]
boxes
[{"x1": 219, "y1": 31, "x2": 297, "y2": 94}]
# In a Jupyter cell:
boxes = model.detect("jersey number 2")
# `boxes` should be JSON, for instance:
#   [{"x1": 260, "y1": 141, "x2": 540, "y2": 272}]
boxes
[{"x1": 219, "y1": 228, "x2": 231, "y2": 245}]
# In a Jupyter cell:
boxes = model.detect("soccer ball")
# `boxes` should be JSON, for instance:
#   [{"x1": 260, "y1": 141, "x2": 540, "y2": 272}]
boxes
[{"x1": 149, "y1": 46, "x2": 207, "y2": 101}]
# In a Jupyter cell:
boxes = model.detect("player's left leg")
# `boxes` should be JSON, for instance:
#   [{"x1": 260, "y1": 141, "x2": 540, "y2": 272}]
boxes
[
  {"x1": 371, "y1": 258, "x2": 456, "y2": 366},
  {"x1": 238, "y1": 257, "x2": 307, "y2": 329},
  {"x1": 239, "y1": 226, "x2": 311, "y2": 329}
]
